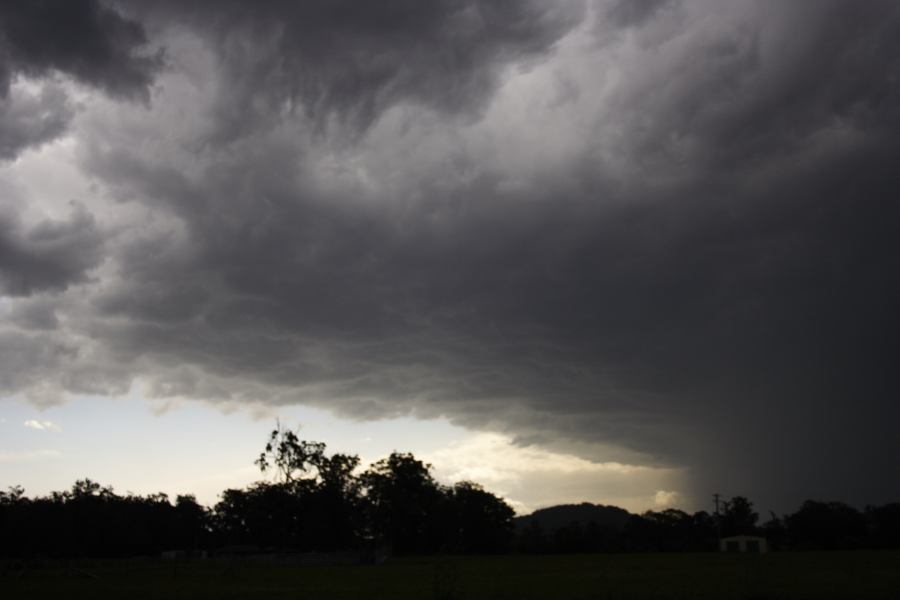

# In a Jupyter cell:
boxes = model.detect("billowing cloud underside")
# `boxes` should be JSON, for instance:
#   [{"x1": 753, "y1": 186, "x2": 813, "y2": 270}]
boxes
[{"x1": 1, "y1": 0, "x2": 899, "y2": 509}]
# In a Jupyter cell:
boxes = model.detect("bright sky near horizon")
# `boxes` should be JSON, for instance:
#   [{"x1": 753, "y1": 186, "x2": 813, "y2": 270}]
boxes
[{"x1": 1, "y1": 391, "x2": 683, "y2": 514}]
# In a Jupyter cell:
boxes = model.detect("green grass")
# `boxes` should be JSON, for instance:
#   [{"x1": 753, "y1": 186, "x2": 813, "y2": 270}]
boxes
[{"x1": 3, "y1": 551, "x2": 899, "y2": 599}]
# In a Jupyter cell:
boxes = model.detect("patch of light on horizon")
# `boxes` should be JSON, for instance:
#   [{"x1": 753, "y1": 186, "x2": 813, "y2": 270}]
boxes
[
  {"x1": 424, "y1": 432, "x2": 687, "y2": 515},
  {"x1": 653, "y1": 489, "x2": 681, "y2": 509}
]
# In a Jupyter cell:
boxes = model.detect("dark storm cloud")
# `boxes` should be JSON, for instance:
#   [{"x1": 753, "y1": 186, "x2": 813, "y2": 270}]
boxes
[
  {"x1": 130, "y1": 0, "x2": 584, "y2": 137},
  {"x1": 605, "y1": 0, "x2": 672, "y2": 28},
  {"x1": 0, "y1": 0, "x2": 161, "y2": 99},
  {"x1": 0, "y1": 0, "x2": 161, "y2": 160},
  {"x1": 0, "y1": 205, "x2": 105, "y2": 296},
  {"x1": 5, "y1": 0, "x2": 900, "y2": 510},
  {"x1": 6, "y1": 295, "x2": 59, "y2": 330},
  {"x1": 83, "y1": 0, "x2": 900, "y2": 508}
]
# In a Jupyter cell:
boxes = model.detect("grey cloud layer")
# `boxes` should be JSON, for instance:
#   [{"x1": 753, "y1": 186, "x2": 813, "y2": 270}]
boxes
[
  {"x1": 2, "y1": 0, "x2": 899, "y2": 510},
  {"x1": 0, "y1": 0, "x2": 161, "y2": 99},
  {"x1": 130, "y1": 0, "x2": 584, "y2": 136},
  {"x1": 0, "y1": 0, "x2": 161, "y2": 160},
  {"x1": 0, "y1": 205, "x2": 104, "y2": 296},
  {"x1": 0, "y1": 84, "x2": 73, "y2": 160}
]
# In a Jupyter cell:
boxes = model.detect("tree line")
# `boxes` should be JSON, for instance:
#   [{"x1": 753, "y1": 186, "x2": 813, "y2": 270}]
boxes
[
  {"x1": 514, "y1": 496, "x2": 900, "y2": 553},
  {"x1": 0, "y1": 425, "x2": 515, "y2": 559},
  {"x1": 2, "y1": 426, "x2": 899, "y2": 558}
]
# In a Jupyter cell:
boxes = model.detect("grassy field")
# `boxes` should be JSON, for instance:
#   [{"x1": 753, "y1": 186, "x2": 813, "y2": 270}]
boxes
[{"x1": 3, "y1": 551, "x2": 899, "y2": 599}]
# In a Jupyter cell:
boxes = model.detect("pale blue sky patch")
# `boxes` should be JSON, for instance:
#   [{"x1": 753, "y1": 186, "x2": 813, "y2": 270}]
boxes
[{"x1": 0, "y1": 390, "x2": 469, "y2": 505}]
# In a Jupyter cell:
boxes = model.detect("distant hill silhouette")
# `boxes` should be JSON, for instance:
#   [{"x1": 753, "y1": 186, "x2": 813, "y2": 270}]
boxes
[{"x1": 515, "y1": 502, "x2": 632, "y2": 533}]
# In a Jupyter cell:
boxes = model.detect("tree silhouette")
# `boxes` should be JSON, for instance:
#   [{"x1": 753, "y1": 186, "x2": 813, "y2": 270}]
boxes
[
  {"x1": 448, "y1": 481, "x2": 515, "y2": 553},
  {"x1": 8, "y1": 425, "x2": 900, "y2": 558},
  {"x1": 237, "y1": 424, "x2": 365, "y2": 550},
  {"x1": 721, "y1": 496, "x2": 758, "y2": 536},
  {"x1": 787, "y1": 500, "x2": 866, "y2": 549},
  {"x1": 255, "y1": 422, "x2": 326, "y2": 484},
  {"x1": 868, "y1": 503, "x2": 900, "y2": 549},
  {"x1": 360, "y1": 452, "x2": 445, "y2": 554}
]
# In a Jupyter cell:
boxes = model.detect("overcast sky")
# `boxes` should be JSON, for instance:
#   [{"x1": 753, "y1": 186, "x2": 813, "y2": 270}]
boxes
[{"x1": 1, "y1": 0, "x2": 898, "y2": 514}]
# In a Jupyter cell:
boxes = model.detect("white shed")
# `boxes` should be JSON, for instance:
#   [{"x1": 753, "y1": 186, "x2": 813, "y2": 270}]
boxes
[{"x1": 719, "y1": 535, "x2": 767, "y2": 553}]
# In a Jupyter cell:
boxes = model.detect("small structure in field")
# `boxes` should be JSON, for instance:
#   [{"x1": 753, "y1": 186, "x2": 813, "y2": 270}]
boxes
[{"x1": 719, "y1": 535, "x2": 767, "y2": 553}]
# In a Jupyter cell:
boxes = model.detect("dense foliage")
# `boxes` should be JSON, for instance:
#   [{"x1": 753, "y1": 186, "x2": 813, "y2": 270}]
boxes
[
  {"x1": 0, "y1": 425, "x2": 514, "y2": 559},
  {"x1": 0, "y1": 482, "x2": 206, "y2": 558}
]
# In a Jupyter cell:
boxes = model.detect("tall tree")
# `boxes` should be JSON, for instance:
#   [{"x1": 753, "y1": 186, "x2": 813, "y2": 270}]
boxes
[
  {"x1": 721, "y1": 496, "x2": 758, "y2": 536},
  {"x1": 255, "y1": 422, "x2": 326, "y2": 484},
  {"x1": 449, "y1": 481, "x2": 515, "y2": 553},
  {"x1": 361, "y1": 452, "x2": 445, "y2": 554}
]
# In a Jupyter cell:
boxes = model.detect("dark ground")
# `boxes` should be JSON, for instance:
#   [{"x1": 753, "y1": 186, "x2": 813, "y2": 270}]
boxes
[{"x1": 3, "y1": 551, "x2": 899, "y2": 599}]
